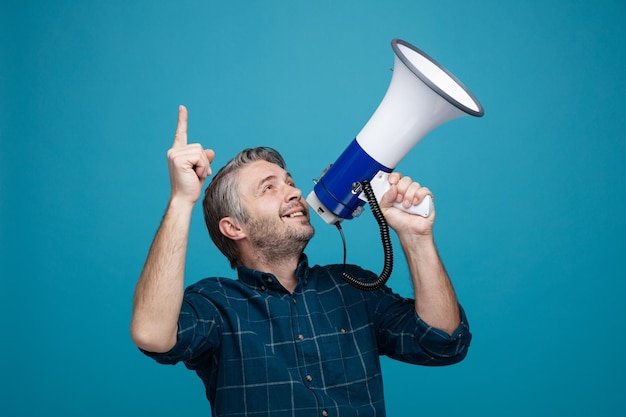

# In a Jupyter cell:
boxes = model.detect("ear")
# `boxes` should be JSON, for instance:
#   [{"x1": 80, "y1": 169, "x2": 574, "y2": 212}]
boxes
[{"x1": 219, "y1": 217, "x2": 246, "y2": 241}]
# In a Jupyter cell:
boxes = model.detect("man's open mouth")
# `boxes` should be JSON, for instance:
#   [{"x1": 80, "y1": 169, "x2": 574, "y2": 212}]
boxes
[{"x1": 283, "y1": 211, "x2": 305, "y2": 218}]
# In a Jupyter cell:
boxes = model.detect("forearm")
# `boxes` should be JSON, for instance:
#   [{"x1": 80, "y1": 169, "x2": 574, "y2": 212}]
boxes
[
  {"x1": 131, "y1": 198, "x2": 194, "y2": 353},
  {"x1": 399, "y1": 233, "x2": 461, "y2": 335}
]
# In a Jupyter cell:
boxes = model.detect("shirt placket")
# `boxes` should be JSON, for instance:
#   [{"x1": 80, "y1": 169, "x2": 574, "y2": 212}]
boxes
[{"x1": 290, "y1": 289, "x2": 333, "y2": 417}]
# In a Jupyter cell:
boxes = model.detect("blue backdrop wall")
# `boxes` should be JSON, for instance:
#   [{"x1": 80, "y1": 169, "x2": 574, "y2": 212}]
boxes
[{"x1": 2, "y1": 1, "x2": 625, "y2": 416}]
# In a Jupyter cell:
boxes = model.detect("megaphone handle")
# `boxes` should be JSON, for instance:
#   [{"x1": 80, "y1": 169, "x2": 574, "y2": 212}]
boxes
[{"x1": 368, "y1": 171, "x2": 432, "y2": 218}]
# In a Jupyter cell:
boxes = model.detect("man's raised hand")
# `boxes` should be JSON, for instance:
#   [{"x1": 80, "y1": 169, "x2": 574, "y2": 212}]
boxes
[
  {"x1": 166, "y1": 105, "x2": 216, "y2": 205},
  {"x1": 379, "y1": 172, "x2": 436, "y2": 237}
]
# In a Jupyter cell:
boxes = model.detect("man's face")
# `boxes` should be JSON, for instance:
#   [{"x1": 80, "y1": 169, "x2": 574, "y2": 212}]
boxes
[{"x1": 237, "y1": 160, "x2": 315, "y2": 256}]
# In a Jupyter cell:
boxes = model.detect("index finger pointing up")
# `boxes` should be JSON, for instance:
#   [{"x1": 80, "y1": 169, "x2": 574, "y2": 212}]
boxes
[{"x1": 173, "y1": 105, "x2": 188, "y2": 147}]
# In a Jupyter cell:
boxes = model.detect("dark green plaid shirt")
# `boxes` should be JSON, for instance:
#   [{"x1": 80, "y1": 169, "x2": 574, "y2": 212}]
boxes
[{"x1": 144, "y1": 254, "x2": 471, "y2": 417}]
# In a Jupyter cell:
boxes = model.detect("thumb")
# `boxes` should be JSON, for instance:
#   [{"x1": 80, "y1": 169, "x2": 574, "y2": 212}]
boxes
[
  {"x1": 378, "y1": 182, "x2": 399, "y2": 210},
  {"x1": 203, "y1": 148, "x2": 216, "y2": 177}
]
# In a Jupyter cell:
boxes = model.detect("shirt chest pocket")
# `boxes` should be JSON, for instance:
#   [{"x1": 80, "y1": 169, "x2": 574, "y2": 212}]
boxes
[{"x1": 316, "y1": 325, "x2": 382, "y2": 387}]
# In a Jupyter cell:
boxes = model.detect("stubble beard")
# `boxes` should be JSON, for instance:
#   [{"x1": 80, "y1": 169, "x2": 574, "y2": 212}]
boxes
[{"x1": 246, "y1": 215, "x2": 315, "y2": 264}]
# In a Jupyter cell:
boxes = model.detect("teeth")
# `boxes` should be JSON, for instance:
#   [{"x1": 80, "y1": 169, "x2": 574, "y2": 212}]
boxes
[{"x1": 287, "y1": 211, "x2": 304, "y2": 218}]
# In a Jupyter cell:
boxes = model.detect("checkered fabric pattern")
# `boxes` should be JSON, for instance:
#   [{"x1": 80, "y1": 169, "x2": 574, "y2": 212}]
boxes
[{"x1": 144, "y1": 255, "x2": 471, "y2": 417}]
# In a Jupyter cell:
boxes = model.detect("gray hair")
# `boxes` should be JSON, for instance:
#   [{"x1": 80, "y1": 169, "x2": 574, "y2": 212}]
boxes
[{"x1": 203, "y1": 147, "x2": 287, "y2": 269}]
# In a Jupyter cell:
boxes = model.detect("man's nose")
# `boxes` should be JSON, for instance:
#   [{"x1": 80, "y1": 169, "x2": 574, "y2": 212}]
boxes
[{"x1": 286, "y1": 186, "x2": 302, "y2": 202}]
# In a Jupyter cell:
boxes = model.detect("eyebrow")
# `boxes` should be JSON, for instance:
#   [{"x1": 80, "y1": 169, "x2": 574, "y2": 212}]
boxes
[{"x1": 255, "y1": 172, "x2": 294, "y2": 192}]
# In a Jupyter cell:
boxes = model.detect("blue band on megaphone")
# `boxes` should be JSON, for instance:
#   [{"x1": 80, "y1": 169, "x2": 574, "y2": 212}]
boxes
[{"x1": 313, "y1": 139, "x2": 391, "y2": 220}]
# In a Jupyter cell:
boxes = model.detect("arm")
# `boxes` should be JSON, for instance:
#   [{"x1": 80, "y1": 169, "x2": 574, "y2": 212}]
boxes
[
  {"x1": 379, "y1": 173, "x2": 461, "y2": 335},
  {"x1": 130, "y1": 105, "x2": 215, "y2": 353}
]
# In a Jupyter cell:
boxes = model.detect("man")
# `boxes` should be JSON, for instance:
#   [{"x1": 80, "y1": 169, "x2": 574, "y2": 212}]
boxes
[{"x1": 131, "y1": 105, "x2": 471, "y2": 417}]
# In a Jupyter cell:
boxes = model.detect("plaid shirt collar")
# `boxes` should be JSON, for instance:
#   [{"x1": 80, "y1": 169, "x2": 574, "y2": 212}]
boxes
[{"x1": 236, "y1": 253, "x2": 311, "y2": 293}]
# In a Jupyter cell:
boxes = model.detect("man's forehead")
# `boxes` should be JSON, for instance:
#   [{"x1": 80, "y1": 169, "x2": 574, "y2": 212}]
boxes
[{"x1": 240, "y1": 159, "x2": 287, "y2": 175}]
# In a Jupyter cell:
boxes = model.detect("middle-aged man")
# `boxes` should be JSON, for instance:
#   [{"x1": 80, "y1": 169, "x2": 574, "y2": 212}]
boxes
[{"x1": 131, "y1": 105, "x2": 471, "y2": 417}]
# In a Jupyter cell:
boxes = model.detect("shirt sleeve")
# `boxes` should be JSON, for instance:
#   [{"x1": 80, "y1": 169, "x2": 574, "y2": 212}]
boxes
[
  {"x1": 140, "y1": 286, "x2": 223, "y2": 368},
  {"x1": 370, "y1": 285, "x2": 472, "y2": 366}
]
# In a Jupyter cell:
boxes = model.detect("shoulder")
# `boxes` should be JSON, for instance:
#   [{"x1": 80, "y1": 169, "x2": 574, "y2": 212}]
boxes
[
  {"x1": 186, "y1": 276, "x2": 234, "y2": 290},
  {"x1": 184, "y1": 276, "x2": 251, "y2": 301},
  {"x1": 308, "y1": 263, "x2": 395, "y2": 299},
  {"x1": 309, "y1": 263, "x2": 377, "y2": 281}
]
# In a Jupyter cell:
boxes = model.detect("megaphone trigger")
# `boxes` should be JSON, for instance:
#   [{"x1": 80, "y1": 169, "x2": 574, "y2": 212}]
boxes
[{"x1": 364, "y1": 171, "x2": 432, "y2": 218}]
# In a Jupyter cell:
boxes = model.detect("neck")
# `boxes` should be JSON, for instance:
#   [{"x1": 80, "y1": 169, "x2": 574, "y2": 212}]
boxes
[
  {"x1": 267, "y1": 261, "x2": 300, "y2": 293},
  {"x1": 241, "y1": 249, "x2": 302, "y2": 293}
]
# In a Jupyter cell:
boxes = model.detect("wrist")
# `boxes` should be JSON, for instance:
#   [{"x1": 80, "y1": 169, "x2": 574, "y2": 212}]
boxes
[
  {"x1": 167, "y1": 195, "x2": 197, "y2": 215},
  {"x1": 397, "y1": 230, "x2": 435, "y2": 249}
]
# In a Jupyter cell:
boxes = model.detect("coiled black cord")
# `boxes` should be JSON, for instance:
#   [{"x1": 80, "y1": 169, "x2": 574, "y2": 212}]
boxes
[{"x1": 336, "y1": 179, "x2": 393, "y2": 291}]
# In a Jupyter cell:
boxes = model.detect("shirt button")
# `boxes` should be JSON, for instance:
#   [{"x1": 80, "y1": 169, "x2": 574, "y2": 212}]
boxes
[
  {"x1": 340, "y1": 328, "x2": 347, "y2": 334},
  {"x1": 297, "y1": 334, "x2": 304, "y2": 341},
  {"x1": 260, "y1": 285, "x2": 266, "y2": 291},
  {"x1": 322, "y1": 410, "x2": 329, "y2": 417},
  {"x1": 306, "y1": 375, "x2": 313, "y2": 382},
  {"x1": 266, "y1": 276, "x2": 273, "y2": 283},
  {"x1": 292, "y1": 298, "x2": 297, "y2": 304}
]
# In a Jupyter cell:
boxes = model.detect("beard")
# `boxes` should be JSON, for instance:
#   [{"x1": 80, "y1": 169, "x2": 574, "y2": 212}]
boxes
[{"x1": 245, "y1": 213, "x2": 315, "y2": 263}]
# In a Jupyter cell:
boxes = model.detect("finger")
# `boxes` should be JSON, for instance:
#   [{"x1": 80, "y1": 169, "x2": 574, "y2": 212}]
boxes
[
  {"x1": 411, "y1": 186, "x2": 432, "y2": 206},
  {"x1": 205, "y1": 148, "x2": 215, "y2": 164},
  {"x1": 172, "y1": 105, "x2": 188, "y2": 148},
  {"x1": 397, "y1": 179, "x2": 429, "y2": 208},
  {"x1": 194, "y1": 149, "x2": 215, "y2": 178},
  {"x1": 397, "y1": 175, "x2": 417, "y2": 190},
  {"x1": 394, "y1": 176, "x2": 414, "y2": 203},
  {"x1": 204, "y1": 149, "x2": 215, "y2": 176},
  {"x1": 388, "y1": 172, "x2": 402, "y2": 185},
  {"x1": 398, "y1": 182, "x2": 419, "y2": 207}
]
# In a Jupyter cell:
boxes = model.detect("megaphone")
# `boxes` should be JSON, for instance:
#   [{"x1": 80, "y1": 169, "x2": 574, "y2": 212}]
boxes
[{"x1": 306, "y1": 39, "x2": 484, "y2": 225}]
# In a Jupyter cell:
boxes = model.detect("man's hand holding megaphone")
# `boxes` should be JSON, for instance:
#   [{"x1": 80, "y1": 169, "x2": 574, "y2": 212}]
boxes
[{"x1": 379, "y1": 172, "x2": 435, "y2": 238}]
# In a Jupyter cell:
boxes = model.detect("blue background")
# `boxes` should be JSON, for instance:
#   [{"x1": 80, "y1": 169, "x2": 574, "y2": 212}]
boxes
[{"x1": 2, "y1": 1, "x2": 625, "y2": 415}]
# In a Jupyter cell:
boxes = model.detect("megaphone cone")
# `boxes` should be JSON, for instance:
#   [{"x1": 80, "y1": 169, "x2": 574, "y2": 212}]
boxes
[{"x1": 307, "y1": 39, "x2": 484, "y2": 224}]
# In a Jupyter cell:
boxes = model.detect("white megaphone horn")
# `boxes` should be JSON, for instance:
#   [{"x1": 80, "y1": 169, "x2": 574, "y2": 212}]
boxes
[{"x1": 306, "y1": 39, "x2": 484, "y2": 224}]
